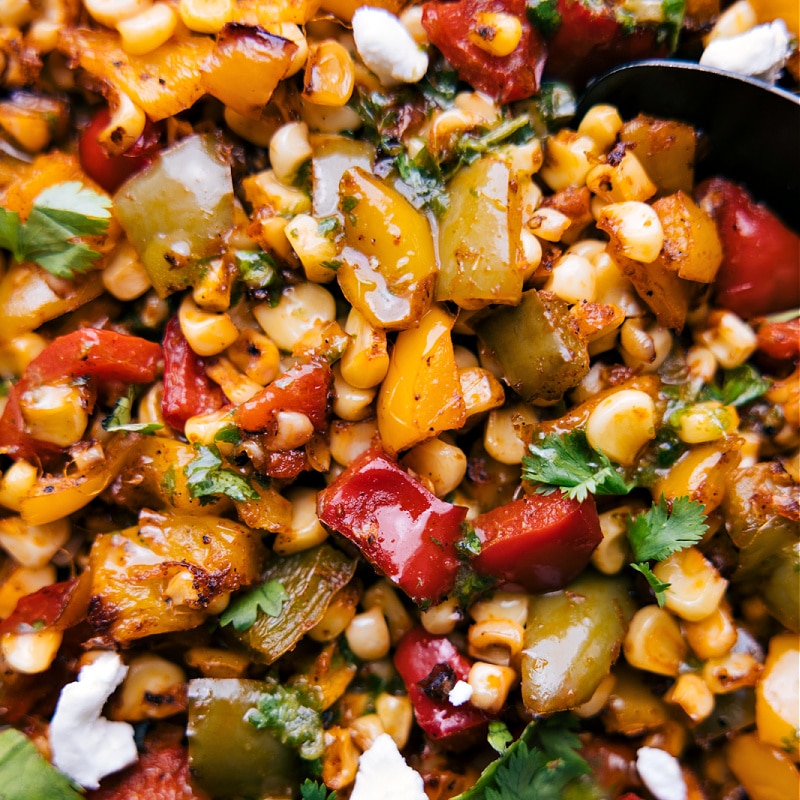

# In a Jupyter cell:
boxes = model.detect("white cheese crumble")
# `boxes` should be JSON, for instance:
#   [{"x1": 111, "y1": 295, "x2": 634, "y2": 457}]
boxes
[
  {"x1": 448, "y1": 679, "x2": 474, "y2": 706},
  {"x1": 699, "y1": 20, "x2": 792, "y2": 83},
  {"x1": 352, "y1": 7, "x2": 429, "y2": 87},
  {"x1": 349, "y1": 733, "x2": 428, "y2": 800},
  {"x1": 636, "y1": 746, "x2": 688, "y2": 800},
  {"x1": 49, "y1": 651, "x2": 138, "y2": 790}
]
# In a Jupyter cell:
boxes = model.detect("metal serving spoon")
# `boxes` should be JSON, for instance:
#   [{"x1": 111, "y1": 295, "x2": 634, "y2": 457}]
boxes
[{"x1": 574, "y1": 59, "x2": 800, "y2": 227}]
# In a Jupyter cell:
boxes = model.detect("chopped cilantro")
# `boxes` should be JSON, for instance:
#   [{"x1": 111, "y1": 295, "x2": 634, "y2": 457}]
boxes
[
  {"x1": 219, "y1": 579, "x2": 288, "y2": 631},
  {"x1": 521, "y1": 430, "x2": 634, "y2": 501},
  {"x1": 455, "y1": 523, "x2": 482, "y2": 559},
  {"x1": 321, "y1": 259, "x2": 342, "y2": 272},
  {"x1": 396, "y1": 147, "x2": 449, "y2": 218},
  {"x1": 453, "y1": 564, "x2": 496, "y2": 609},
  {"x1": 317, "y1": 216, "x2": 340, "y2": 237},
  {"x1": 214, "y1": 424, "x2": 241, "y2": 445},
  {"x1": 161, "y1": 464, "x2": 177, "y2": 501},
  {"x1": 701, "y1": 364, "x2": 770, "y2": 407},
  {"x1": 101, "y1": 388, "x2": 163, "y2": 434},
  {"x1": 0, "y1": 182, "x2": 111, "y2": 279},
  {"x1": 488, "y1": 720, "x2": 514, "y2": 755},
  {"x1": 341, "y1": 195, "x2": 359, "y2": 225},
  {"x1": 301, "y1": 780, "x2": 337, "y2": 800},
  {"x1": 235, "y1": 249, "x2": 284, "y2": 305},
  {"x1": 526, "y1": 0, "x2": 562, "y2": 37},
  {"x1": 185, "y1": 444, "x2": 259, "y2": 504}
]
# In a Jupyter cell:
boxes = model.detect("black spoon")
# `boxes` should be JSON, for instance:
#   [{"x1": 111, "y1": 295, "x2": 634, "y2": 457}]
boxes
[{"x1": 574, "y1": 59, "x2": 800, "y2": 228}]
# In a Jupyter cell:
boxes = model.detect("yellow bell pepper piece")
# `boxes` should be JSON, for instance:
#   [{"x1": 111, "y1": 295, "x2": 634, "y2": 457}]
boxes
[
  {"x1": 377, "y1": 304, "x2": 466, "y2": 455},
  {"x1": 756, "y1": 632, "x2": 800, "y2": 759},
  {"x1": 727, "y1": 733, "x2": 800, "y2": 800}
]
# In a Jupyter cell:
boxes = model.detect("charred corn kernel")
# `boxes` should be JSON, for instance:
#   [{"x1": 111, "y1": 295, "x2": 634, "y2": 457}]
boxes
[
  {"x1": 578, "y1": 104, "x2": 624, "y2": 152},
  {"x1": 322, "y1": 726, "x2": 360, "y2": 791},
  {"x1": 421, "y1": 598, "x2": 463, "y2": 635},
  {"x1": 329, "y1": 418, "x2": 378, "y2": 466},
  {"x1": 597, "y1": 201, "x2": 664, "y2": 263},
  {"x1": 674, "y1": 401, "x2": 740, "y2": 444},
  {"x1": 624, "y1": 605, "x2": 688, "y2": 676},
  {"x1": 506, "y1": 139, "x2": 544, "y2": 176},
  {"x1": 653, "y1": 547, "x2": 728, "y2": 622},
  {"x1": 274, "y1": 485, "x2": 327, "y2": 556},
  {"x1": 0, "y1": 460, "x2": 38, "y2": 513},
  {"x1": 253, "y1": 282, "x2": 336, "y2": 352},
  {"x1": 544, "y1": 252, "x2": 597, "y2": 304},
  {"x1": 269, "y1": 122, "x2": 313, "y2": 186},
  {"x1": 98, "y1": 90, "x2": 146, "y2": 156},
  {"x1": 340, "y1": 308, "x2": 390, "y2": 389},
  {"x1": 592, "y1": 505, "x2": 634, "y2": 575},
  {"x1": 696, "y1": 310, "x2": 757, "y2": 369},
  {"x1": 586, "y1": 150, "x2": 657, "y2": 203},
  {"x1": 0, "y1": 516, "x2": 70, "y2": 568},
  {"x1": 178, "y1": 295, "x2": 238, "y2": 357},
  {"x1": 362, "y1": 579, "x2": 414, "y2": 645},
  {"x1": 269, "y1": 23, "x2": 308, "y2": 76},
  {"x1": 484, "y1": 404, "x2": 537, "y2": 465},
  {"x1": 102, "y1": 240, "x2": 151, "y2": 300},
  {"x1": 349, "y1": 714, "x2": 386, "y2": 752},
  {"x1": 192, "y1": 258, "x2": 233, "y2": 313},
  {"x1": 1, "y1": 628, "x2": 62, "y2": 674},
  {"x1": 83, "y1": 0, "x2": 151, "y2": 28},
  {"x1": 683, "y1": 601, "x2": 738, "y2": 660},
  {"x1": 468, "y1": 619, "x2": 525, "y2": 666},
  {"x1": 184, "y1": 646, "x2": 250, "y2": 678},
  {"x1": 117, "y1": 2, "x2": 176, "y2": 54},
  {"x1": 468, "y1": 11, "x2": 523, "y2": 56},
  {"x1": 756, "y1": 632, "x2": 800, "y2": 759},
  {"x1": 620, "y1": 319, "x2": 672, "y2": 373},
  {"x1": 705, "y1": 0, "x2": 757, "y2": 43},
  {"x1": 332, "y1": 364, "x2": 376, "y2": 422},
  {"x1": 468, "y1": 662, "x2": 517, "y2": 713},
  {"x1": 184, "y1": 409, "x2": 236, "y2": 448},
  {"x1": 164, "y1": 569, "x2": 201, "y2": 607},
  {"x1": 223, "y1": 107, "x2": 280, "y2": 148},
  {"x1": 271, "y1": 411, "x2": 315, "y2": 451},
  {"x1": 309, "y1": 585, "x2": 359, "y2": 642},
  {"x1": 286, "y1": 213, "x2": 339, "y2": 284},
  {"x1": 401, "y1": 438, "x2": 467, "y2": 497},
  {"x1": 137, "y1": 382, "x2": 170, "y2": 437},
  {"x1": 519, "y1": 229, "x2": 544, "y2": 279},
  {"x1": 685, "y1": 345, "x2": 718, "y2": 383},
  {"x1": 303, "y1": 40, "x2": 355, "y2": 107},
  {"x1": 540, "y1": 130, "x2": 599, "y2": 191},
  {"x1": 459, "y1": 366, "x2": 506, "y2": 419},
  {"x1": 469, "y1": 591, "x2": 529, "y2": 627},
  {"x1": 703, "y1": 652, "x2": 763, "y2": 694},
  {"x1": 345, "y1": 606, "x2": 391, "y2": 661},
  {"x1": 726, "y1": 732, "x2": 800, "y2": 800},
  {"x1": 665, "y1": 672, "x2": 715, "y2": 723},
  {"x1": 226, "y1": 328, "x2": 280, "y2": 387},
  {"x1": 110, "y1": 654, "x2": 185, "y2": 721},
  {"x1": 243, "y1": 170, "x2": 311, "y2": 217},
  {"x1": 177, "y1": 0, "x2": 231, "y2": 32},
  {"x1": 0, "y1": 564, "x2": 55, "y2": 619},
  {"x1": 585, "y1": 389, "x2": 656, "y2": 466},
  {"x1": 20, "y1": 383, "x2": 88, "y2": 448},
  {"x1": 375, "y1": 693, "x2": 413, "y2": 749},
  {"x1": 205, "y1": 357, "x2": 262, "y2": 405},
  {"x1": 526, "y1": 206, "x2": 572, "y2": 242},
  {"x1": 574, "y1": 673, "x2": 616, "y2": 718}
]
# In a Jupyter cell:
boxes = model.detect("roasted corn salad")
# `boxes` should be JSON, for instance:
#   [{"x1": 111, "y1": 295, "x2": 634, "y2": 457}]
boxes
[{"x1": 0, "y1": 0, "x2": 798, "y2": 798}]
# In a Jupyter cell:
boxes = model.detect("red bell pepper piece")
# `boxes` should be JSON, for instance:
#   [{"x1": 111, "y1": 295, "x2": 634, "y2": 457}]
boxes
[
  {"x1": 317, "y1": 447, "x2": 468, "y2": 606},
  {"x1": 697, "y1": 177, "x2": 800, "y2": 318},
  {"x1": 0, "y1": 328, "x2": 163, "y2": 463},
  {"x1": 161, "y1": 316, "x2": 226, "y2": 432},
  {"x1": 421, "y1": 0, "x2": 547, "y2": 103},
  {"x1": 755, "y1": 318, "x2": 800, "y2": 361},
  {"x1": 471, "y1": 491, "x2": 602, "y2": 593},
  {"x1": 394, "y1": 627, "x2": 488, "y2": 747}
]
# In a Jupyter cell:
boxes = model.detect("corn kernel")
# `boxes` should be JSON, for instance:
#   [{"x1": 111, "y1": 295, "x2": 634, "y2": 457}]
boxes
[
  {"x1": 329, "y1": 418, "x2": 379, "y2": 467},
  {"x1": 269, "y1": 121, "x2": 313, "y2": 186},
  {"x1": 273, "y1": 485, "x2": 328, "y2": 556},
  {"x1": 117, "y1": 2, "x2": 177, "y2": 55},
  {"x1": 703, "y1": 652, "x2": 763, "y2": 694},
  {"x1": 624, "y1": 605, "x2": 688, "y2": 676},
  {"x1": 309, "y1": 585, "x2": 359, "y2": 642},
  {"x1": 586, "y1": 149, "x2": 657, "y2": 203},
  {"x1": 303, "y1": 40, "x2": 355, "y2": 107},
  {"x1": 459, "y1": 366, "x2": 506, "y2": 419},
  {"x1": 592, "y1": 505, "x2": 635, "y2": 575},
  {"x1": 84, "y1": 0, "x2": 151, "y2": 29},
  {"x1": 674, "y1": 401, "x2": 740, "y2": 444},
  {"x1": 375, "y1": 693, "x2": 413, "y2": 749},
  {"x1": 467, "y1": 11, "x2": 523, "y2": 56},
  {"x1": 345, "y1": 606, "x2": 391, "y2": 661},
  {"x1": 340, "y1": 307, "x2": 390, "y2": 389},
  {"x1": 539, "y1": 129, "x2": 599, "y2": 191},
  {"x1": 695, "y1": 310, "x2": 757, "y2": 369},
  {"x1": 178, "y1": 295, "x2": 239, "y2": 357},
  {"x1": 484, "y1": 404, "x2": 536, "y2": 465},
  {"x1": 665, "y1": 672, "x2": 714, "y2": 723},
  {"x1": 401, "y1": 438, "x2": 467, "y2": 497},
  {"x1": 178, "y1": 0, "x2": 232, "y2": 33},
  {"x1": 362, "y1": 579, "x2": 414, "y2": 645},
  {"x1": 0, "y1": 516, "x2": 70, "y2": 568},
  {"x1": 110, "y1": 654, "x2": 186, "y2": 721},
  {"x1": 577, "y1": 104, "x2": 624, "y2": 153},
  {"x1": 585, "y1": 389, "x2": 656, "y2": 466},
  {"x1": 544, "y1": 252, "x2": 597, "y2": 304},
  {"x1": 420, "y1": 597, "x2": 463, "y2": 635},
  {"x1": 102, "y1": 240, "x2": 151, "y2": 300},
  {"x1": 597, "y1": 201, "x2": 664, "y2": 263},
  {"x1": 226, "y1": 328, "x2": 280, "y2": 387},
  {"x1": 253, "y1": 282, "x2": 336, "y2": 352},
  {"x1": 20, "y1": 383, "x2": 88, "y2": 448},
  {"x1": 0, "y1": 460, "x2": 38, "y2": 513},
  {"x1": 467, "y1": 662, "x2": 517, "y2": 713},
  {"x1": 653, "y1": 547, "x2": 728, "y2": 622},
  {"x1": 1, "y1": 628, "x2": 63, "y2": 674},
  {"x1": 467, "y1": 618, "x2": 525, "y2": 666},
  {"x1": 0, "y1": 564, "x2": 56, "y2": 619},
  {"x1": 683, "y1": 601, "x2": 738, "y2": 660}
]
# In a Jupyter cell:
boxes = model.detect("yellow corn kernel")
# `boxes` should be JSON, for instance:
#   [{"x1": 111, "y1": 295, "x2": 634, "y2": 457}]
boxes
[
  {"x1": 703, "y1": 652, "x2": 763, "y2": 694},
  {"x1": 0, "y1": 0, "x2": 35, "y2": 28},
  {"x1": 459, "y1": 366, "x2": 506, "y2": 419},
  {"x1": 705, "y1": 0, "x2": 757, "y2": 43},
  {"x1": 253, "y1": 282, "x2": 336, "y2": 353},
  {"x1": 98, "y1": 90, "x2": 146, "y2": 156},
  {"x1": 653, "y1": 547, "x2": 728, "y2": 622},
  {"x1": 421, "y1": 597, "x2": 464, "y2": 635},
  {"x1": 585, "y1": 388, "x2": 656, "y2": 466},
  {"x1": 0, "y1": 516, "x2": 70, "y2": 568},
  {"x1": 592, "y1": 250, "x2": 643, "y2": 315},
  {"x1": 468, "y1": 11, "x2": 523, "y2": 56},
  {"x1": 117, "y1": 2, "x2": 176, "y2": 55},
  {"x1": 362, "y1": 579, "x2": 414, "y2": 645},
  {"x1": 526, "y1": 206, "x2": 572, "y2": 242},
  {"x1": 163, "y1": 569, "x2": 201, "y2": 608},
  {"x1": 20, "y1": 383, "x2": 88, "y2": 448},
  {"x1": 300, "y1": 99, "x2": 363, "y2": 135},
  {"x1": 685, "y1": 345, "x2": 718, "y2": 383},
  {"x1": 332, "y1": 364, "x2": 376, "y2": 422},
  {"x1": 178, "y1": 295, "x2": 238, "y2": 357},
  {"x1": 102, "y1": 240, "x2": 151, "y2": 300},
  {"x1": 756, "y1": 632, "x2": 800, "y2": 760},
  {"x1": 574, "y1": 673, "x2": 617, "y2": 718},
  {"x1": 322, "y1": 726, "x2": 360, "y2": 791},
  {"x1": 329, "y1": 418, "x2": 379, "y2": 467},
  {"x1": 726, "y1": 732, "x2": 800, "y2": 800},
  {"x1": 375, "y1": 693, "x2": 413, "y2": 749},
  {"x1": 135, "y1": 382, "x2": 171, "y2": 438},
  {"x1": 577, "y1": 104, "x2": 624, "y2": 153},
  {"x1": 620, "y1": 318, "x2": 672, "y2": 373},
  {"x1": 203, "y1": 358, "x2": 261, "y2": 405},
  {"x1": 177, "y1": 0, "x2": 231, "y2": 32},
  {"x1": 597, "y1": 201, "x2": 664, "y2": 263},
  {"x1": 226, "y1": 328, "x2": 280, "y2": 387},
  {"x1": 309, "y1": 585, "x2": 359, "y2": 642},
  {"x1": 268, "y1": 23, "x2": 308, "y2": 76},
  {"x1": 665, "y1": 672, "x2": 715, "y2": 723},
  {"x1": 401, "y1": 438, "x2": 467, "y2": 498},
  {"x1": 484, "y1": 403, "x2": 536, "y2": 465},
  {"x1": 349, "y1": 714, "x2": 385, "y2": 752},
  {"x1": 0, "y1": 564, "x2": 56, "y2": 619},
  {"x1": 184, "y1": 646, "x2": 250, "y2": 678},
  {"x1": 695, "y1": 310, "x2": 757, "y2": 369},
  {"x1": 192, "y1": 257, "x2": 234, "y2": 313},
  {"x1": 0, "y1": 333, "x2": 46, "y2": 379},
  {"x1": 469, "y1": 591, "x2": 530, "y2": 627},
  {"x1": 303, "y1": 40, "x2": 355, "y2": 107},
  {"x1": 345, "y1": 606, "x2": 391, "y2": 661},
  {"x1": 269, "y1": 121, "x2": 313, "y2": 186},
  {"x1": 506, "y1": 139, "x2": 544, "y2": 176},
  {"x1": 544, "y1": 252, "x2": 598, "y2": 304},
  {"x1": 285, "y1": 213, "x2": 339, "y2": 284},
  {"x1": 539, "y1": 129, "x2": 599, "y2": 191},
  {"x1": 682, "y1": 601, "x2": 738, "y2": 660},
  {"x1": 242, "y1": 169, "x2": 312, "y2": 217},
  {"x1": 586, "y1": 150, "x2": 657, "y2": 203},
  {"x1": 468, "y1": 662, "x2": 518, "y2": 713},
  {"x1": 467, "y1": 618, "x2": 525, "y2": 666},
  {"x1": 0, "y1": 460, "x2": 38, "y2": 513},
  {"x1": 592, "y1": 505, "x2": 634, "y2": 575},
  {"x1": 1, "y1": 628, "x2": 63, "y2": 674},
  {"x1": 674, "y1": 401, "x2": 740, "y2": 444},
  {"x1": 340, "y1": 307, "x2": 390, "y2": 389},
  {"x1": 83, "y1": 0, "x2": 151, "y2": 29},
  {"x1": 624, "y1": 605, "x2": 688, "y2": 676},
  {"x1": 223, "y1": 107, "x2": 280, "y2": 148},
  {"x1": 273, "y1": 485, "x2": 327, "y2": 556},
  {"x1": 110, "y1": 654, "x2": 186, "y2": 721}
]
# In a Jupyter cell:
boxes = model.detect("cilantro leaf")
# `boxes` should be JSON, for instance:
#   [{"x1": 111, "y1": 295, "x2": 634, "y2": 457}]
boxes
[
  {"x1": 219, "y1": 579, "x2": 288, "y2": 631},
  {"x1": 185, "y1": 444, "x2": 259, "y2": 504},
  {"x1": 102, "y1": 389, "x2": 163, "y2": 434},
  {"x1": 627, "y1": 495, "x2": 708, "y2": 563},
  {"x1": 488, "y1": 721, "x2": 513, "y2": 755},
  {"x1": 0, "y1": 728, "x2": 83, "y2": 800},
  {"x1": 396, "y1": 147, "x2": 449, "y2": 218},
  {"x1": 630, "y1": 562, "x2": 672, "y2": 607},
  {"x1": 300, "y1": 780, "x2": 336, "y2": 800},
  {"x1": 526, "y1": 0, "x2": 562, "y2": 36},
  {"x1": 455, "y1": 523, "x2": 482, "y2": 559},
  {"x1": 0, "y1": 182, "x2": 111, "y2": 279},
  {"x1": 521, "y1": 430, "x2": 634, "y2": 501},
  {"x1": 702, "y1": 364, "x2": 770, "y2": 407}
]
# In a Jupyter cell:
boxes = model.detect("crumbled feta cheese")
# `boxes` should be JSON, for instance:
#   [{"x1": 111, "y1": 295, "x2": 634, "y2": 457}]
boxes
[
  {"x1": 448, "y1": 679, "x2": 474, "y2": 706},
  {"x1": 636, "y1": 746, "x2": 688, "y2": 800},
  {"x1": 700, "y1": 20, "x2": 791, "y2": 83},
  {"x1": 349, "y1": 733, "x2": 428, "y2": 800},
  {"x1": 49, "y1": 651, "x2": 138, "y2": 790},
  {"x1": 352, "y1": 7, "x2": 429, "y2": 87}
]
